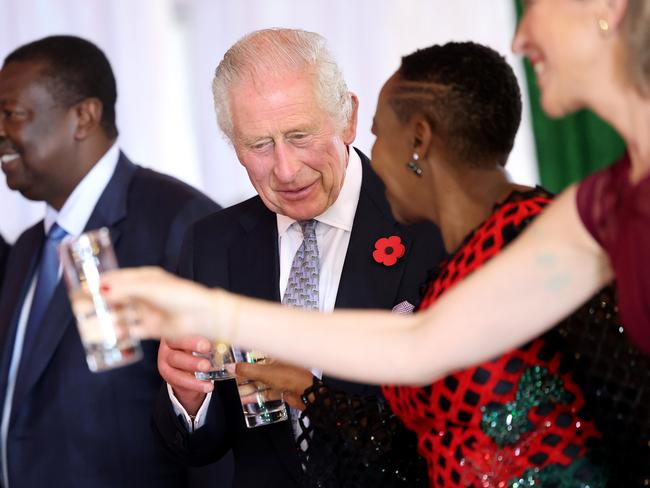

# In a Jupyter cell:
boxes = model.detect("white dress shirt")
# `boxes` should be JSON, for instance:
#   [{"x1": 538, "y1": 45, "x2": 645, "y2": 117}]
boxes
[
  {"x1": 1, "y1": 143, "x2": 120, "y2": 488},
  {"x1": 169, "y1": 147, "x2": 363, "y2": 431}
]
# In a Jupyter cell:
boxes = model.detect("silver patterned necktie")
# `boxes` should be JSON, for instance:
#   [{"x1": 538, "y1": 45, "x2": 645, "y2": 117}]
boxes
[
  {"x1": 282, "y1": 219, "x2": 319, "y2": 310},
  {"x1": 282, "y1": 219, "x2": 319, "y2": 450}
]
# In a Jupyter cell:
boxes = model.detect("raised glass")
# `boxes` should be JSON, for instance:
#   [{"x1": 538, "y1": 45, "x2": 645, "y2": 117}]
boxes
[{"x1": 59, "y1": 228, "x2": 142, "y2": 372}]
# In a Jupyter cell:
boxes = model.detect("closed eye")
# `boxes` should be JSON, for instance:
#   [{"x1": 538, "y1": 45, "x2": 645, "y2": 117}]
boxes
[
  {"x1": 250, "y1": 139, "x2": 273, "y2": 151},
  {"x1": 287, "y1": 132, "x2": 312, "y2": 146}
]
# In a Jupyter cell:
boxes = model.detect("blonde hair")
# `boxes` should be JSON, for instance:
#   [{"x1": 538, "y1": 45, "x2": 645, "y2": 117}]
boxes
[
  {"x1": 620, "y1": 0, "x2": 650, "y2": 95},
  {"x1": 212, "y1": 28, "x2": 352, "y2": 141}
]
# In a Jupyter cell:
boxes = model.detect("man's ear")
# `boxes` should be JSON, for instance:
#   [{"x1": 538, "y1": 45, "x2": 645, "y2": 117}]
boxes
[
  {"x1": 341, "y1": 92, "x2": 359, "y2": 145},
  {"x1": 73, "y1": 98, "x2": 103, "y2": 140}
]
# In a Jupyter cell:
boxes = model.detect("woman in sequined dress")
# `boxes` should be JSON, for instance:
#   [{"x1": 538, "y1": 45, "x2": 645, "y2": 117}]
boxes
[
  {"x1": 297, "y1": 42, "x2": 612, "y2": 487},
  {"x1": 293, "y1": 42, "x2": 626, "y2": 486}
]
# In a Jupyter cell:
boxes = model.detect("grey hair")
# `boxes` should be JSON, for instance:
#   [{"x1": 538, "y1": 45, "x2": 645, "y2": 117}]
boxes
[{"x1": 212, "y1": 28, "x2": 353, "y2": 141}]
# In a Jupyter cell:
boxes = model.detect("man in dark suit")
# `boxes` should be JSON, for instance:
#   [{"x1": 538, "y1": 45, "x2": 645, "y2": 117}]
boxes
[
  {"x1": 0, "y1": 36, "x2": 220, "y2": 487},
  {"x1": 153, "y1": 29, "x2": 445, "y2": 487}
]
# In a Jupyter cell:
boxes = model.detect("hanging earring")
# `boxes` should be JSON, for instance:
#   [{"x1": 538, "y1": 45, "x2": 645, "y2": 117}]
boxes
[
  {"x1": 598, "y1": 19, "x2": 609, "y2": 34},
  {"x1": 406, "y1": 153, "x2": 423, "y2": 177}
]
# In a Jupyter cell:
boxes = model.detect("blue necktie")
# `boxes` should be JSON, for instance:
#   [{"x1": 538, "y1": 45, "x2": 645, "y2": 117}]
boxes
[{"x1": 22, "y1": 223, "x2": 67, "y2": 356}]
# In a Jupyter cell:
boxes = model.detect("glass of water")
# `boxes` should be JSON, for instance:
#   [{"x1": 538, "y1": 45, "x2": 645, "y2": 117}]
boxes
[
  {"x1": 59, "y1": 227, "x2": 142, "y2": 372},
  {"x1": 233, "y1": 349, "x2": 288, "y2": 428},
  {"x1": 193, "y1": 342, "x2": 236, "y2": 381}
]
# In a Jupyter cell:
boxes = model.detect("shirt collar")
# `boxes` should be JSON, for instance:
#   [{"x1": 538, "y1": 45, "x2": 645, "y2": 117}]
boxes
[
  {"x1": 277, "y1": 146, "x2": 362, "y2": 236},
  {"x1": 44, "y1": 143, "x2": 120, "y2": 236}
]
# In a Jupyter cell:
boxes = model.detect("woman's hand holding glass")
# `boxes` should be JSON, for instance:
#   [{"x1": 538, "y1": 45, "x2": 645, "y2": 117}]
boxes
[{"x1": 234, "y1": 360, "x2": 314, "y2": 411}]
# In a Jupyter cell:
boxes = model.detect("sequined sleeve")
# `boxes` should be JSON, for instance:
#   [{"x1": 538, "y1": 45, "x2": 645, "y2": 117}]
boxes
[{"x1": 296, "y1": 378, "x2": 428, "y2": 488}]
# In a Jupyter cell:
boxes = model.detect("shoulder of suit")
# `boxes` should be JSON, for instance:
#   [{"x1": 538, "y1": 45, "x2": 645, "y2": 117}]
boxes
[
  {"x1": 128, "y1": 166, "x2": 220, "y2": 212},
  {"x1": 190, "y1": 195, "x2": 268, "y2": 233}
]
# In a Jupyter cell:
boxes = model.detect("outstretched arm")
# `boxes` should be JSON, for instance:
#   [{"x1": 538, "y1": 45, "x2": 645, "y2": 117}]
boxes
[{"x1": 105, "y1": 187, "x2": 612, "y2": 385}]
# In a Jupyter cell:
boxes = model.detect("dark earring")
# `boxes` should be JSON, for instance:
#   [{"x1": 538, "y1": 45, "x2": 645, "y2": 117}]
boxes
[{"x1": 406, "y1": 153, "x2": 423, "y2": 177}]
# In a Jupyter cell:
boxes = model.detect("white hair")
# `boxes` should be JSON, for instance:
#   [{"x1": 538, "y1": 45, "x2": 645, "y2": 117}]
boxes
[{"x1": 212, "y1": 28, "x2": 353, "y2": 141}]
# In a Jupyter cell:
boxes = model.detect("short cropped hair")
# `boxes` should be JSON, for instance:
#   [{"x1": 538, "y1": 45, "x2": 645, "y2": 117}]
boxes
[
  {"x1": 5, "y1": 35, "x2": 118, "y2": 139},
  {"x1": 389, "y1": 41, "x2": 521, "y2": 168}
]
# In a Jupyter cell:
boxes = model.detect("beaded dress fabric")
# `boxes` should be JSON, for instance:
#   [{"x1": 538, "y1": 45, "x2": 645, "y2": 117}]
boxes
[
  {"x1": 297, "y1": 380, "x2": 428, "y2": 487},
  {"x1": 380, "y1": 188, "x2": 649, "y2": 487}
]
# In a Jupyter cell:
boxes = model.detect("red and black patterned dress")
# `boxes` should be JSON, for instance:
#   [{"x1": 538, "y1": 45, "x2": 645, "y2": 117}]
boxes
[
  {"x1": 382, "y1": 189, "x2": 607, "y2": 487},
  {"x1": 300, "y1": 189, "x2": 648, "y2": 487}
]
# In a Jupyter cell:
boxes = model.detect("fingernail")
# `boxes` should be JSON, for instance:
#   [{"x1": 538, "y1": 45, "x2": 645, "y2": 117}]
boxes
[
  {"x1": 199, "y1": 360, "x2": 211, "y2": 371},
  {"x1": 204, "y1": 383, "x2": 214, "y2": 393},
  {"x1": 197, "y1": 340, "x2": 211, "y2": 353}
]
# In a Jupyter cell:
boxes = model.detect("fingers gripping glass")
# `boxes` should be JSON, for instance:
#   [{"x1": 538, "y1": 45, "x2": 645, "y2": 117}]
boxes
[
  {"x1": 193, "y1": 342, "x2": 236, "y2": 381},
  {"x1": 233, "y1": 349, "x2": 288, "y2": 428}
]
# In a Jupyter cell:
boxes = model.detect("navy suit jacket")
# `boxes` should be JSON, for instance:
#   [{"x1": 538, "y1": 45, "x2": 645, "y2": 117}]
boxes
[
  {"x1": 0, "y1": 154, "x2": 220, "y2": 488},
  {"x1": 152, "y1": 149, "x2": 445, "y2": 487}
]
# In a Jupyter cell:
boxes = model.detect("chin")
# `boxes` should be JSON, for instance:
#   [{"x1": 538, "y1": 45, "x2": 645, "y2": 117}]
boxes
[
  {"x1": 541, "y1": 90, "x2": 583, "y2": 119},
  {"x1": 283, "y1": 203, "x2": 326, "y2": 221},
  {"x1": 540, "y1": 96, "x2": 565, "y2": 118},
  {"x1": 389, "y1": 205, "x2": 419, "y2": 226},
  {"x1": 18, "y1": 187, "x2": 43, "y2": 202}
]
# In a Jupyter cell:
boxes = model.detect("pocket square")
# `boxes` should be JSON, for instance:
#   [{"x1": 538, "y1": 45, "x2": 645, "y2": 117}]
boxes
[{"x1": 392, "y1": 300, "x2": 415, "y2": 314}]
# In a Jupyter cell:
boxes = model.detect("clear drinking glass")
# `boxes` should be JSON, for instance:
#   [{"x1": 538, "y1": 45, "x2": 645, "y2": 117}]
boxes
[
  {"x1": 59, "y1": 227, "x2": 143, "y2": 372},
  {"x1": 233, "y1": 349, "x2": 288, "y2": 428},
  {"x1": 193, "y1": 341, "x2": 236, "y2": 381}
]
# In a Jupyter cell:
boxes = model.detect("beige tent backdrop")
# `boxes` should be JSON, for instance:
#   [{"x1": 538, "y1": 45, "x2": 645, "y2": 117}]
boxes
[{"x1": 0, "y1": 0, "x2": 538, "y2": 242}]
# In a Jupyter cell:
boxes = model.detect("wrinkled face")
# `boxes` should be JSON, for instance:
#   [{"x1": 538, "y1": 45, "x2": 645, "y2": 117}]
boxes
[
  {"x1": 512, "y1": 0, "x2": 603, "y2": 117},
  {"x1": 0, "y1": 61, "x2": 78, "y2": 207},
  {"x1": 229, "y1": 71, "x2": 357, "y2": 221},
  {"x1": 370, "y1": 75, "x2": 425, "y2": 224}
]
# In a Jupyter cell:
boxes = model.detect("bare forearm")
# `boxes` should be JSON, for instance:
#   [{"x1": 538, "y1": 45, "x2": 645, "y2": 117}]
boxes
[
  {"x1": 212, "y1": 188, "x2": 613, "y2": 386},
  {"x1": 219, "y1": 296, "x2": 429, "y2": 384}
]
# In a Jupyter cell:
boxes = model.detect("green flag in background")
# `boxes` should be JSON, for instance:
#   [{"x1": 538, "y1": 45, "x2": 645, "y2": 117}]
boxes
[{"x1": 514, "y1": 0, "x2": 625, "y2": 193}]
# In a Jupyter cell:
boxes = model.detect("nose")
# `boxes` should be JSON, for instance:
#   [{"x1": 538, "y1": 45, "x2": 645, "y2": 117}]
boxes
[
  {"x1": 272, "y1": 141, "x2": 301, "y2": 183},
  {"x1": 511, "y1": 17, "x2": 528, "y2": 55}
]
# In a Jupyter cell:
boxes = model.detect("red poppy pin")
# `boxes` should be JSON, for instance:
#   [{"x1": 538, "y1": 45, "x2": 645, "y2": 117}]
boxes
[{"x1": 372, "y1": 235, "x2": 405, "y2": 267}]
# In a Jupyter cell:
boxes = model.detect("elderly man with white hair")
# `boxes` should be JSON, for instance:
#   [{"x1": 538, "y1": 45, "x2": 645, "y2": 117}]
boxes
[{"x1": 152, "y1": 28, "x2": 443, "y2": 487}]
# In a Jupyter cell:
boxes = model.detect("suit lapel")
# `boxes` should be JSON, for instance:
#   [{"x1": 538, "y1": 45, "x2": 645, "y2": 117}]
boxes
[
  {"x1": 226, "y1": 202, "x2": 302, "y2": 479},
  {"x1": 228, "y1": 201, "x2": 280, "y2": 302},
  {"x1": 0, "y1": 227, "x2": 43, "y2": 411},
  {"x1": 335, "y1": 150, "x2": 411, "y2": 310},
  {"x1": 10, "y1": 154, "x2": 136, "y2": 415}
]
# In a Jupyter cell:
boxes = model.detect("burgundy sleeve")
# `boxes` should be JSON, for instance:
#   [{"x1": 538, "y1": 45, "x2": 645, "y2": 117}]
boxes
[{"x1": 576, "y1": 169, "x2": 604, "y2": 247}]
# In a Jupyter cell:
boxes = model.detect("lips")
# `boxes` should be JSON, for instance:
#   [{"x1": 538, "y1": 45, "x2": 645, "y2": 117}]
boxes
[
  {"x1": 277, "y1": 181, "x2": 317, "y2": 201},
  {"x1": 0, "y1": 151, "x2": 22, "y2": 175},
  {"x1": 0, "y1": 153, "x2": 20, "y2": 164},
  {"x1": 527, "y1": 53, "x2": 546, "y2": 77}
]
